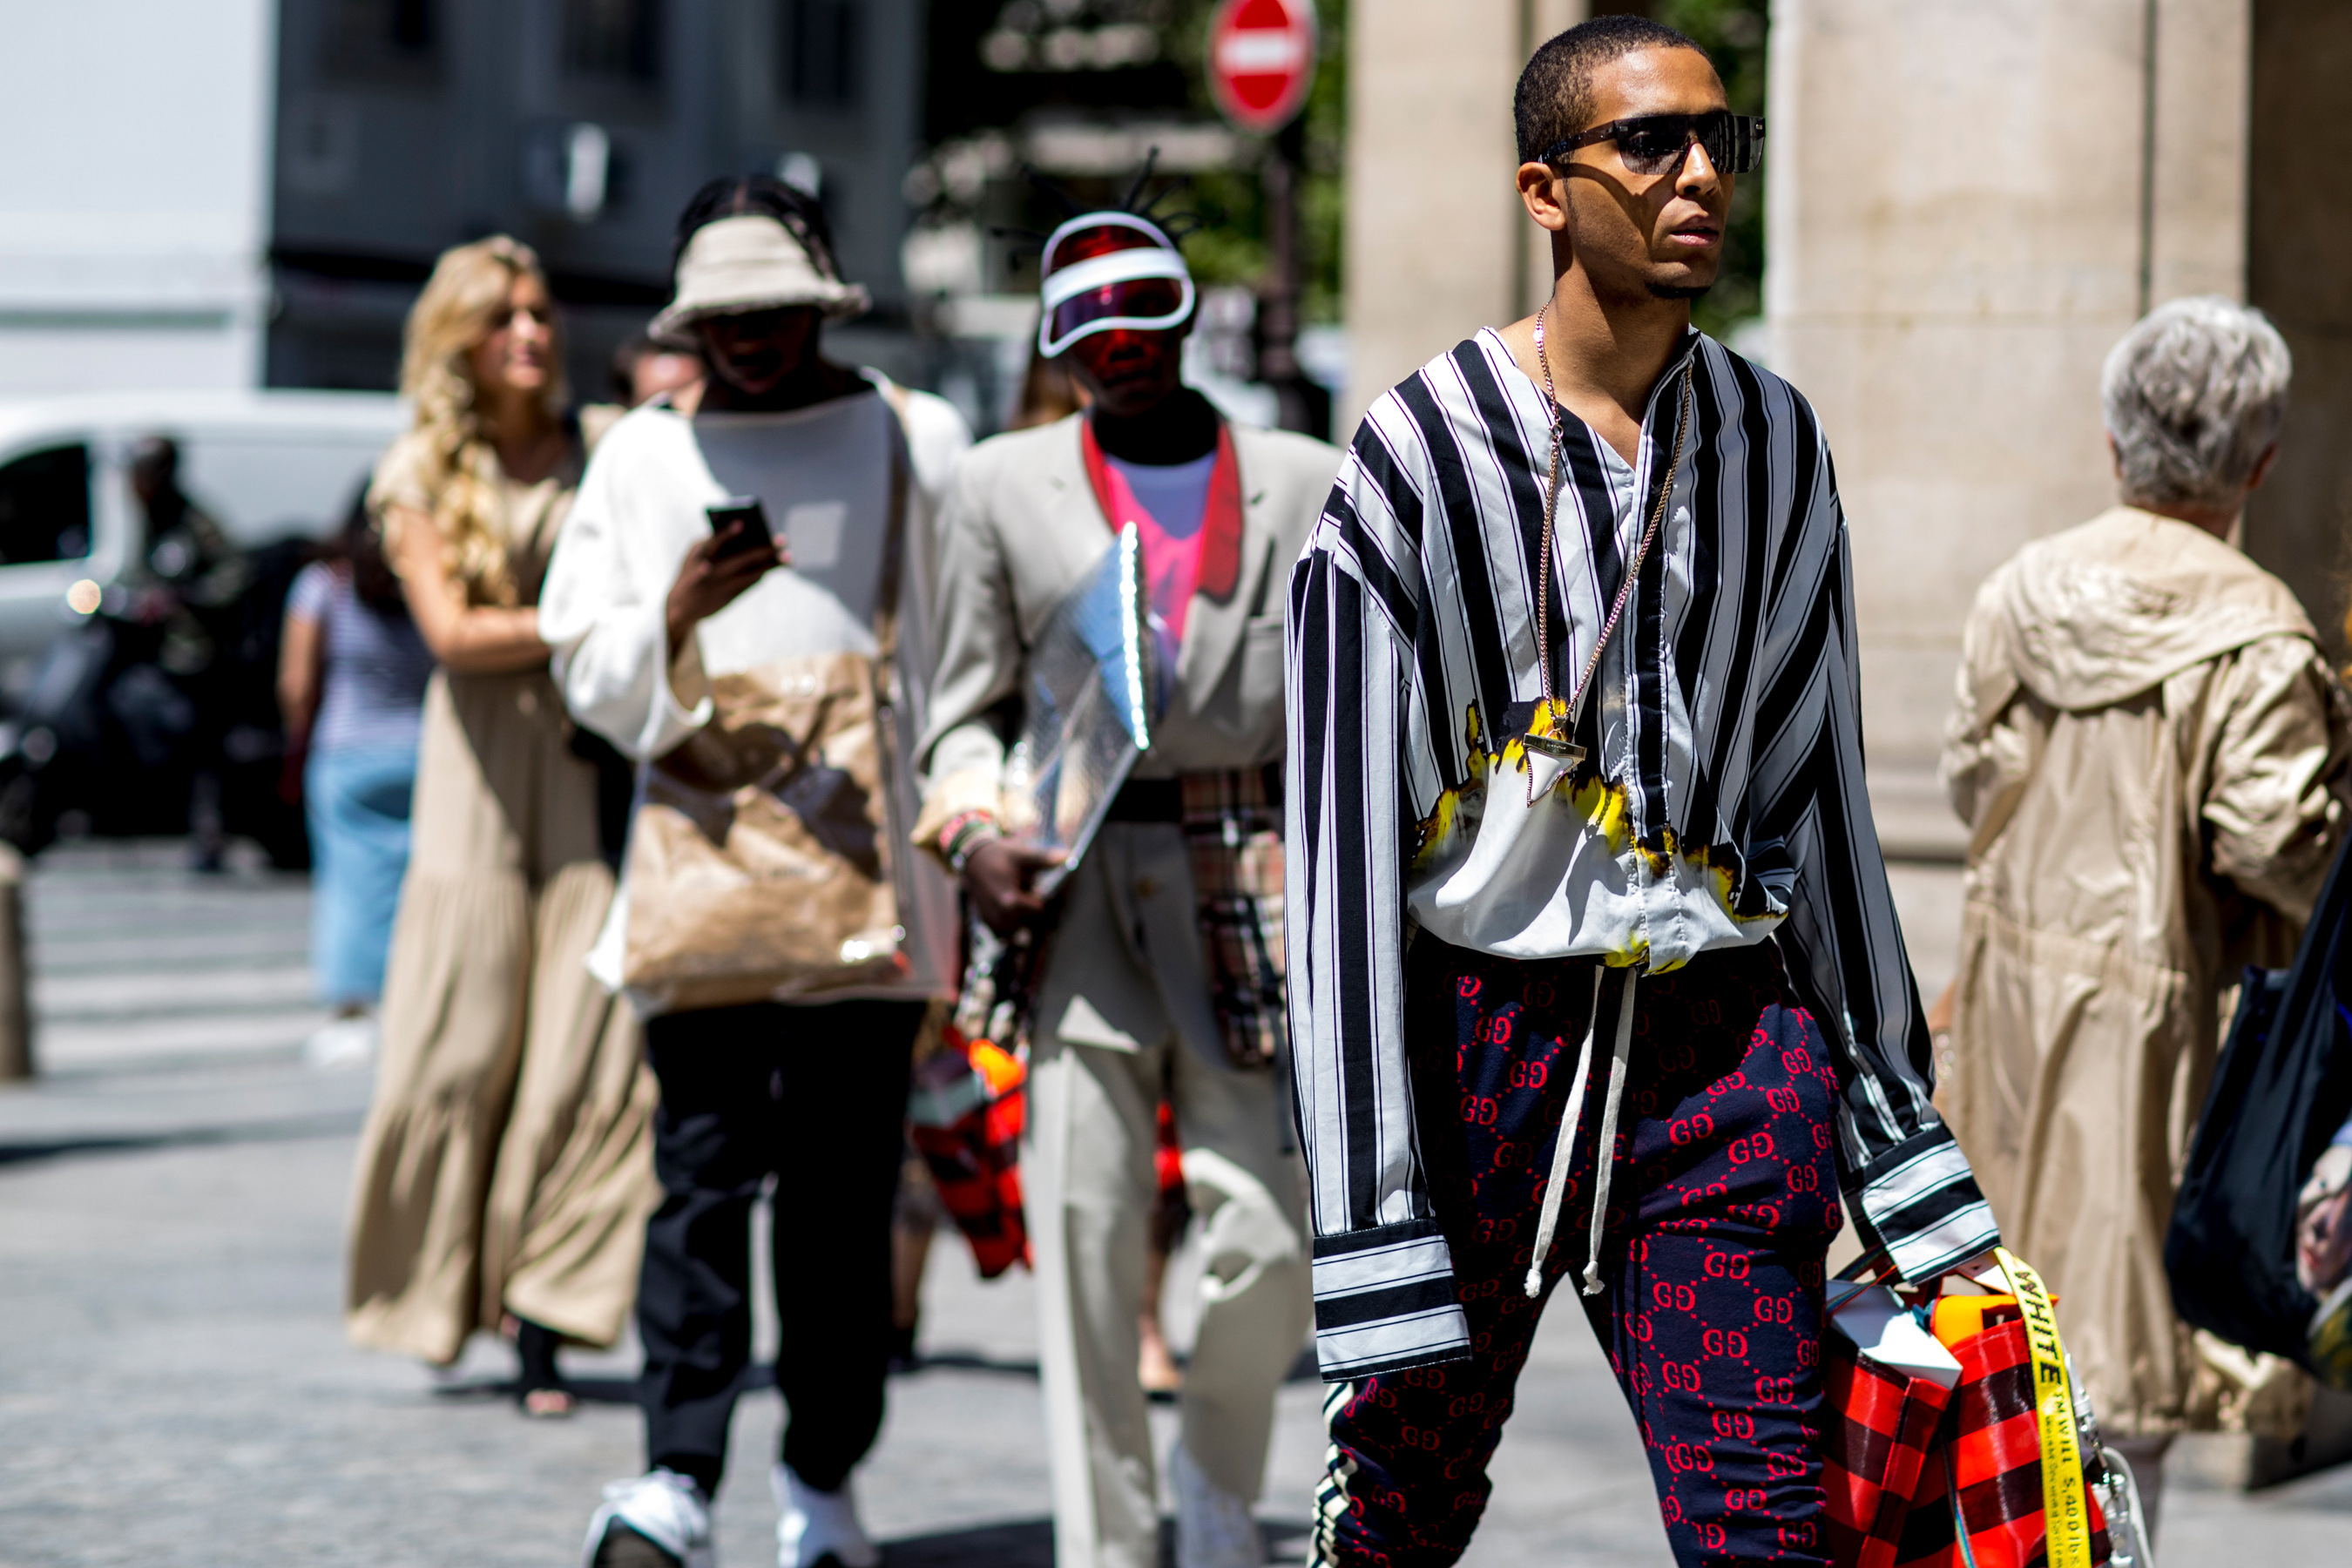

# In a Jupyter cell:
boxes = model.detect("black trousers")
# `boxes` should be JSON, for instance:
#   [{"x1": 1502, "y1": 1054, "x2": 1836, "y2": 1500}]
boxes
[{"x1": 638, "y1": 998, "x2": 923, "y2": 1495}]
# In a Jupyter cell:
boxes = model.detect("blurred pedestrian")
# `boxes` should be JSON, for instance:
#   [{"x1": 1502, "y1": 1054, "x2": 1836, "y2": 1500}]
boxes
[
  {"x1": 1007, "y1": 339, "x2": 1082, "y2": 430},
  {"x1": 1941, "y1": 294, "x2": 2352, "y2": 1531},
  {"x1": 343, "y1": 236, "x2": 658, "y2": 1421},
  {"x1": 918, "y1": 191, "x2": 1333, "y2": 1568},
  {"x1": 279, "y1": 496, "x2": 431, "y2": 1066},
  {"x1": 1291, "y1": 20, "x2": 1996, "y2": 1565},
  {"x1": 130, "y1": 436, "x2": 250, "y2": 870},
  {"x1": 882, "y1": 336, "x2": 1088, "y2": 1375},
  {"x1": 583, "y1": 334, "x2": 708, "y2": 450},
  {"x1": 551, "y1": 175, "x2": 970, "y2": 1568},
  {"x1": 612, "y1": 332, "x2": 707, "y2": 409},
  {"x1": 1136, "y1": 1094, "x2": 1189, "y2": 1396}
]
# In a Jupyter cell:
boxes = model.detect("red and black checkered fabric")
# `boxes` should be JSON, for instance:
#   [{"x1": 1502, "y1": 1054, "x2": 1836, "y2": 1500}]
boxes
[
  {"x1": 1881, "y1": 1320, "x2": 2112, "y2": 1568},
  {"x1": 1821, "y1": 1339, "x2": 1952, "y2": 1568},
  {"x1": 908, "y1": 1033, "x2": 1031, "y2": 1279}
]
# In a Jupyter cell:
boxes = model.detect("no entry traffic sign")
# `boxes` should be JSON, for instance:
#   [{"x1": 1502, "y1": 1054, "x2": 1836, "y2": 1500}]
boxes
[{"x1": 1206, "y1": 0, "x2": 1317, "y2": 136}]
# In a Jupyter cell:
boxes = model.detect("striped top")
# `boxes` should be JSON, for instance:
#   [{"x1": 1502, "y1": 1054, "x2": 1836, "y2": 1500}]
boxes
[
  {"x1": 1283, "y1": 328, "x2": 1997, "y2": 1380},
  {"x1": 283, "y1": 561, "x2": 430, "y2": 755}
]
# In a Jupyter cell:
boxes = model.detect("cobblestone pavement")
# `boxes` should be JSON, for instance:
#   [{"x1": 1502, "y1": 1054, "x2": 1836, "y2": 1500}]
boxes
[{"x1": 1, "y1": 843, "x2": 2348, "y2": 1565}]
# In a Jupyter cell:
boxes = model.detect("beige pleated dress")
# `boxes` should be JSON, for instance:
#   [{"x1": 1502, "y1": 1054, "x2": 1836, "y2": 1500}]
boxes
[{"x1": 344, "y1": 430, "x2": 659, "y2": 1366}]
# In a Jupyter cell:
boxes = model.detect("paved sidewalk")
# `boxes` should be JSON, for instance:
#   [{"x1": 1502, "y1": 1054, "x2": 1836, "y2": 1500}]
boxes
[
  {"x1": 0, "y1": 1105, "x2": 1677, "y2": 1567},
  {"x1": 3, "y1": 844, "x2": 2349, "y2": 1565}
]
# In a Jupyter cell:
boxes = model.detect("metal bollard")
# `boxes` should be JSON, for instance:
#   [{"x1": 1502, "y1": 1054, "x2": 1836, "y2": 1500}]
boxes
[{"x1": 0, "y1": 845, "x2": 30, "y2": 1080}]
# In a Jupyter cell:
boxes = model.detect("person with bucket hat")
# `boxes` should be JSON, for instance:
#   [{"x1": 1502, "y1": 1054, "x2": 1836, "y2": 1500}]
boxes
[
  {"x1": 544, "y1": 175, "x2": 970, "y2": 1568},
  {"x1": 915, "y1": 191, "x2": 1338, "y2": 1568}
]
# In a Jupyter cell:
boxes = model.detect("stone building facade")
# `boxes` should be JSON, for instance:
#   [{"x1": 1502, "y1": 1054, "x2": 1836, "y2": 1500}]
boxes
[
  {"x1": 1343, "y1": 0, "x2": 2352, "y2": 833},
  {"x1": 0, "y1": 0, "x2": 928, "y2": 400}
]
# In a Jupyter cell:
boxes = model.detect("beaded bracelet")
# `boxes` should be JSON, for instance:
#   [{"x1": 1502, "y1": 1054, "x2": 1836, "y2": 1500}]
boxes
[{"x1": 939, "y1": 811, "x2": 1002, "y2": 875}]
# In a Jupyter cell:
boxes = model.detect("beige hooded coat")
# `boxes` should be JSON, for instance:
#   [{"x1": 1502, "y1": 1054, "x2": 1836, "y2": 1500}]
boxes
[{"x1": 1940, "y1": 506, "x2": 2352, "y2": 1434}]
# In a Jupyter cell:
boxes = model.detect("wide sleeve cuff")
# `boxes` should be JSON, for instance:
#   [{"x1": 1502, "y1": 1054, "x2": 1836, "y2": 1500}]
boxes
[
  {"x1": 1308, "y1": 1218, "x2": 1472, "y2": 1382},
  {"x1": 641, "y1": 620, "x2": 713, "y2": 760},
  {"x1": 912, "y1": 763, "x2": 1003, "y2": 856},
  {"x1": 1847, "y1": 1125, "x2": 2000, "y2": 1283}
]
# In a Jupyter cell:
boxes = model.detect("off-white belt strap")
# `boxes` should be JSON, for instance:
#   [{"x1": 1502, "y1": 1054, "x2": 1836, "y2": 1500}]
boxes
[
  {"x1": 1524, "y1": 965, "x2": 1607, "y2": 1299},
  {"x1": 1580, "y1": 969, "x2": 1639, "y2": 1298}
]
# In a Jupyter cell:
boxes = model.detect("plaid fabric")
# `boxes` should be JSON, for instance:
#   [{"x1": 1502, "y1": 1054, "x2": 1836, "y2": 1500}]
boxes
[
  {"x1": 1179, "y1": 768, "x2": 1287, "y2": 1070},
  {"x1": 1883, "y1": 1319, "x2": 2112, "y2": 1568},
  {"x1": 906, "y1": 1028, "x2": 1031, "y2": 1279},
  {"x1": 1154, "y1": 1098, "x2": 1185, "y2": 1194},
  {"x1": 1822, "y1": 1338, "x2": 1953, "y2": 1568}
]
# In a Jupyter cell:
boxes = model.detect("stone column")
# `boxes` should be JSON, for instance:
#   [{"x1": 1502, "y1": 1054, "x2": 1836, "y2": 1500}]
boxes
[
  {"x1": 1767, "y1": 0, "x2": 2252, "y2": 807},
  {"x1": 2245, "y1": 0, "x2": 2352, "y2": 662},
  {"x1": 1340, "y1": 0, "x2": 1583, "y2": 433}
]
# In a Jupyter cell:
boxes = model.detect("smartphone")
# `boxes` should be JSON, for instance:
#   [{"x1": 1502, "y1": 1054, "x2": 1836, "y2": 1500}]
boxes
[{"x1": 705, "y1": 497, "x2": 775, "y2": 562}]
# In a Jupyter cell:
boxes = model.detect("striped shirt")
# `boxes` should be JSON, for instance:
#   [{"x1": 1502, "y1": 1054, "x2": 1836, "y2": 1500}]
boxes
[
  {"x1": 1284, "y1": 328, "x2": 1997, "y2": 1380},
  {"x1": 283, "y1": 561, "x2": 430, "y2": 755}
]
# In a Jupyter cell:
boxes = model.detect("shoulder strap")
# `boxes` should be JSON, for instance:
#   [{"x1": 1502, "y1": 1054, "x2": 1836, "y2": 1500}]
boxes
[{"x1": 868, "y1": 378, "x2": 914, "y2": 673}]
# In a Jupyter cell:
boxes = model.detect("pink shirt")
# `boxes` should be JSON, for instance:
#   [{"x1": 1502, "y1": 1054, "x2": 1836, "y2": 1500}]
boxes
[{"x1": 1102, "y1": 450, "x2": 1218, "y2": 651}]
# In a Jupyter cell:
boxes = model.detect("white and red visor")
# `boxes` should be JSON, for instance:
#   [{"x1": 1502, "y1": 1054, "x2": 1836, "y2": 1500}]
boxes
[{"x1": 1037, "y1": 212, "x2": 1197, "y2": 358}]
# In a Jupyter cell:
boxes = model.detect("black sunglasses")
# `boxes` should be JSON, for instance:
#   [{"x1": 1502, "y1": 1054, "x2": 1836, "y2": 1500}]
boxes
[{"x1": 1539, "y1": 111, "x2": 1765, "y2": 178}]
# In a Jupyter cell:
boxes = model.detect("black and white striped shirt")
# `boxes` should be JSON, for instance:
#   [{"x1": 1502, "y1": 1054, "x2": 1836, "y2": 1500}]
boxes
[{"x1": 1284, "y1": 328, "x2": 1997, "y2": 1380}]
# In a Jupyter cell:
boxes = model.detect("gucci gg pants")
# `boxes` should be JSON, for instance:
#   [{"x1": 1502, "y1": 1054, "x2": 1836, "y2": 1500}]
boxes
[{"x1": 1317, "y1": 938, "x2": 1844, "y2": 1567}]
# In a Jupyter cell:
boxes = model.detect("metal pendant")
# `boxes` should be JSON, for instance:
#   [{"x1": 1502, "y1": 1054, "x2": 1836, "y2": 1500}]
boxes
[{"x1": 1524, "y1": 732, "x2": 1585, "y2": 767}]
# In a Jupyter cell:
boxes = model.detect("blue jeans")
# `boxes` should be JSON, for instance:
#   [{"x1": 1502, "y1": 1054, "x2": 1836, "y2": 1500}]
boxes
[{"x1": 305, "y1": 744, "x2": 417, "y2": 1006}]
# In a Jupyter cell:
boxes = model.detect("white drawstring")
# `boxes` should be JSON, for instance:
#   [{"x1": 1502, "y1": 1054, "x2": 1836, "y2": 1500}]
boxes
[
  {"x1": 1580, "y1": 970, "x2": 1639, "y2": 1297},
  {"x1": 1523, "y1": 966, "x2": 1605, "y2": 1298}
]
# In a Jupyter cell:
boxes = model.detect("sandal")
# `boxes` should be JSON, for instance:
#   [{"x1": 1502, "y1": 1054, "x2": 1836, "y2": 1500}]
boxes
[{"x1": 514, "y1": 1315, "x2": 576, "y2": 1418}]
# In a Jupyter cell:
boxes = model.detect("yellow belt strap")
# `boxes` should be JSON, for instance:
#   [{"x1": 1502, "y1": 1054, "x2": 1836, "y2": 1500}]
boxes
[{"x1": 1995, "y1": 1247, "x2": 2094, "y2": 1568}]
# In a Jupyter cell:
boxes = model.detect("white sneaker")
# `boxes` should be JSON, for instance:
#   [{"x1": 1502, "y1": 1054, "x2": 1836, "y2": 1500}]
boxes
[
  {"x1": 773, "y1": 1463, "x2": 878, "y2": 1568},
  {"x1": 1172, "y1": 1441, "x2": 1262, "y2": 1568},
  {"x1": 584, "y1": 1469, "x2": 714, "y2": 1568}
]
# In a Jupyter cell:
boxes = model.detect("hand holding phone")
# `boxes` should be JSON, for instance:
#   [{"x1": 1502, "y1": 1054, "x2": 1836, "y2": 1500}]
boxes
[
  {"x1": 668, "y1": 496, "x2": 787, "y2": 653},
  {"x1": 705, "y1": 497, "x2": 776, "y2": 561}
]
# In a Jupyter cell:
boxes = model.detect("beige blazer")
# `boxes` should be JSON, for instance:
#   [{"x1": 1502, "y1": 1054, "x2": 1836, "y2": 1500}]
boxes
[{"x1": 917, "y1": 412, "x2": 1342, "y2": 1062}]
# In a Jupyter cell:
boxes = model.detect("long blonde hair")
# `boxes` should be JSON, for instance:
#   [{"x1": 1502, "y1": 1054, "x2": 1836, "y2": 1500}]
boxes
[{"x1": 391, "y1": 236, "x2": 569, "y2": 606}]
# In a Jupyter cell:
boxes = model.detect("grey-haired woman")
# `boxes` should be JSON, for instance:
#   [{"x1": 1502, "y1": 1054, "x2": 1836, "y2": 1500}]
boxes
[{"x1": 1941, "y1": 294, "x2": 2352, "y2": 1534}]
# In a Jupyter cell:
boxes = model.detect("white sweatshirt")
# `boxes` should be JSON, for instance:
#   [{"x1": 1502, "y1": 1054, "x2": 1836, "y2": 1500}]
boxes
[{"x1": 539, "y1": 375, "x2": 972, "y2": 1008}]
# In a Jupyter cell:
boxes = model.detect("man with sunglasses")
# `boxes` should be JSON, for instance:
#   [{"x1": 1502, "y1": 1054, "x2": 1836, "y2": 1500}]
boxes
[{"x1": 1287, "y1": 17, "x2": 1996, "y2": 1566}]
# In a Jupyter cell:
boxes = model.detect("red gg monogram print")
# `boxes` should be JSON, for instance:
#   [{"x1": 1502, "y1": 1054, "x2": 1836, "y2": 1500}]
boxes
[{"x1": 1320, "y1": 940, "x2": 1844, "y2": 1568}]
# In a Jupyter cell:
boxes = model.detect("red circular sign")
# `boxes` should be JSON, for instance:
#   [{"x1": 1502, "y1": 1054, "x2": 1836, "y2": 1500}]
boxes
[{"x1": 1206, "y1": 0, "x2": 1317, "y2": 135}]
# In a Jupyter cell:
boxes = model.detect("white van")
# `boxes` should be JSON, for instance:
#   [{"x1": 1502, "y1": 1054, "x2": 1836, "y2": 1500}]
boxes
[{"x1": 0, "y1": 389, "x2": 407, "y2": 686}]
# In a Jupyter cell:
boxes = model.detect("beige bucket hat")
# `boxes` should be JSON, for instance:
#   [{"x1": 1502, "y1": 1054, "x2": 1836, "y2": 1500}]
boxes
[{"x1": 650, "y1": 213, "x2": 870, "y2": 338}]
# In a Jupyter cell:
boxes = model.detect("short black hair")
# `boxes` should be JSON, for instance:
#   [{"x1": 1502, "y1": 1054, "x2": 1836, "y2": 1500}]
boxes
[
  {"x1": 1515, "y1": 16, "x2": 1710, "y2": 164},
  {"x1": 670, "y1": 173, "x2": 845, "y2": 285},
  {"x1": 608, "y1": 333, "x2": 645, "y2": 400}
]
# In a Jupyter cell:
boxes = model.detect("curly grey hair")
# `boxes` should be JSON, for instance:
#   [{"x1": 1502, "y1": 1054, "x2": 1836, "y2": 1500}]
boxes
[{"x1": 2101, "y1": 295, "x2": 2291, "y2": 513}]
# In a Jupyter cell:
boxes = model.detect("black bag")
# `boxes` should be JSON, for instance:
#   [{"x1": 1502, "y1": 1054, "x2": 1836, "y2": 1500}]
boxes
[{"x1": 2165, "y1": 830, "x2": 2352, "y2": 1368}]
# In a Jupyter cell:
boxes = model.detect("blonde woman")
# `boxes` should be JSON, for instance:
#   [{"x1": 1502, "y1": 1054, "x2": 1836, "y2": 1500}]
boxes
[{"x1": 344, "y1": 237, "x2": 657, "y2": 1417}]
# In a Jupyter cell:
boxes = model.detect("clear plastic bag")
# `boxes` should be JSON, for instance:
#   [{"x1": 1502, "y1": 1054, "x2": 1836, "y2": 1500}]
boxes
[{"x1": 1001, "y1": 523, "x2": 1160, "y2": 896}]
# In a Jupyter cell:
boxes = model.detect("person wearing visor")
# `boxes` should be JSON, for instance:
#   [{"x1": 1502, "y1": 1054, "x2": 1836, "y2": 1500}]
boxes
[
  {"x1": 916, "y1": 204, "x2": 1339, "y2": 1568},
  {"x1": 544, "y1": 176, "x2": 971, "y2": 1568},
  {"x1": 1288, "y1": 18, "x2": 1996, "y2": 1567}
]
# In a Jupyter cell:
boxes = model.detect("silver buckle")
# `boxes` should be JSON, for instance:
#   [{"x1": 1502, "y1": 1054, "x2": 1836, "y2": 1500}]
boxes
[{"x1": 1524, "y1": 733, "x2": 1585, "y2": 767}]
